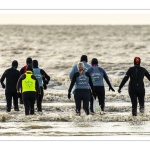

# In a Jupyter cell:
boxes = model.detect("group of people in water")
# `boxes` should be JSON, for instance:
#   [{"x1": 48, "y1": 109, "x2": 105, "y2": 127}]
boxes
[
  {"x1": 1, "y1": 55, "x2": 150, "y2": 117},
  {"x1": 68, "y1": 55, "x2": 150, "y2": 116},
  {"x1": 0, "y1": 57, "x2": 50, "y2": 115}
]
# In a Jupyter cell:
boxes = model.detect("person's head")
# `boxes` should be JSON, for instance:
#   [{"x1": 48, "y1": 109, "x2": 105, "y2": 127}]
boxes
[
  {"x1": 26, "y1": 57, "x2": 32, "y2": 65},
  {"x1": 12, "y1": 60, "x2": 18, "y2": 69},
  {"x1": 32, "y1": 60, "x2": 38, "y2": 68},
  {"x1": 77, "y1": 62, "x2": 84, "y2": 73},
  {"x1": 80, "y1": 55, "x2": 88, "y2": 62},
  {"x1": 91, "y1": 58, "x2": 98, "y2": 66},
  {"x1": 134, "y1": 57, "x2": 141, "y2": 66},
  {"x1": 26, "y1": 64, "x2": 33, "y2": 72}
]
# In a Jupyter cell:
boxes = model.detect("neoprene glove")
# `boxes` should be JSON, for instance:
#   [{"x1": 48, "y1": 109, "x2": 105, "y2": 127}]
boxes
[
  {"x1": 109, "y1": 86, "x2": 115, "y2": 92},
  {"x1": 17, "y1": 93, "x2": 21, "y2": 98},
  {"x1": 118, "y1": 88, "x2": 121, "y2": 93},
  {"x1": 43, "y1": 79, "x2": 49, "y2": 84},
  {"x1": 2, "y1": 83, "x2": 5, "y2": 89},
  {"x1": 43, "y1": 83, "x2": 47, "y2": 90},
  {"x1": 68, "y1": 93, "x2": 71, "y2": 99}
]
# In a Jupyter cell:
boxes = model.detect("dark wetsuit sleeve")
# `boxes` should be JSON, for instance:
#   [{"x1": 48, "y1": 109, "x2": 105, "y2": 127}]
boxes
[
  {"x1": 31, "y1": 75, "x2": 41, "y2": 93},
  {"x1": 144, "y1": 69, "x2": 150, "y2": 81},
  {"x1": 0, "y1": 70, "x2": 7, "y2": 85},
  {"x1": 40, "y1": 69, "x2": 50, "y2": 82},
  {"x1": 17, "y1": 71, "x2": 21, "y2": 80},
  {"x1": 20, "y1": 67, "x2": 24, "y2": 75},
  {"x1": 119, "y1": 68, "x2": 130, "y2": 89},
  {"x1": 16, "y1": 74, "x2": 25, "y2": 91},
  {"x1": 86, "y1": 72, "x2": 95, "y2": 94},
  {"x1": 68, "y1": 72, "x2": 79, "y2": 93},
  {"x1": 103, "y1": 70, "x2": 112, "y2": 87}
]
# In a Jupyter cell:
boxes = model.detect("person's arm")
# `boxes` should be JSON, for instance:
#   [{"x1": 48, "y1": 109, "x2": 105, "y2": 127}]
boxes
[
  {"x1": 144, "y1": 69, "x2": 150, "y2": 81},
  {"x1": 0, "y1": 70, "x2": 7, "y2": 88},
  {"x1": 87, "y1": 67, "x2": 93, "y2": 74},
  {"x1": 40, "y1": 69, "x2": 50, "y2": 83},
  {"x1": 119, "y1": 68, "x2": 130, "y2": 91},
  {"x1": 17, "y1": 71, "x2": 21, "y2": 80},
  {"x1": 19, "y1": 67, "x2": 24, "y2": 76},
  {"x1": 69, "y1": 65, "x2": 78, "y2": 80},
  {"x1": 103, "y1": 69, "x2": 112, "y2": 87},
  {"x1": 103, "y1": 69, "x2": 115, "y2": 92},
  {"x1": 68, "y1": 72, "x2": 79, "y2": 93},
  {"x1": 16, "y1": 74, "x2": 25, "y2": 92}
]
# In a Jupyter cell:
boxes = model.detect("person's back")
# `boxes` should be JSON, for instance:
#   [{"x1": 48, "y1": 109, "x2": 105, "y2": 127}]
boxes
[
  {"x1": 74, "y1": 71, "x2": 90, "y2": 90},
  {"x1": 119, "y1": 65, "x2": 149, "y2": 89},
  {"x1": 17, "y1": 65, "x2": 40, "y2": 115},
  {"x1": 32, "y1": 60, "x2": 50, "y2": 112},
  {"x1": 118, "y1": 57, "x2": 150, "y2": 116},
  {"x1": 1, "y1": 60, "x2": 20, "y2": 112},
  {"x1": 87, "y1": 58, "x2": 115, "y2": 114},
  {"x1": 33, "y1": 68, "x2": 43, "y2": 87},
  {"x1": 1, "y1": 67, "x2": 20, "y2": 93},
  {"x1": 87, "y1": 66, "x2": 108, "y2": 86},
  {"x1": 68, "y1": 62, "x2": 95, "y2": 115},
  {"x1": 69, "y1": 55, "x2": 91, "y2": 79},
  {"x1": 19, "y1": 57, "x2": 32, "y2": 104}
]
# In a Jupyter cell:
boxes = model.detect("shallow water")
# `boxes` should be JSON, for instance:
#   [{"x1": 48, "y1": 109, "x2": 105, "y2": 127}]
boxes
[{"x1": 1, "y1": 25, "x2": 150, "y2": 136}]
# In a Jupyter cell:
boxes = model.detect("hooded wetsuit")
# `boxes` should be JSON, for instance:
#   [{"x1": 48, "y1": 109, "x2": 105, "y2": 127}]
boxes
[
  {"x1": 68, "y1": 71, "x2": 95, "y2": 115},
  {"x1": 119, "y1": 64, "x2": 150, "y2": 116},
  {"x1": 87, "y1": 65, "x2": 113, "y2": 111},
  {"x1": 1, "y1": 61, "x2": 20, "y2": 112}
]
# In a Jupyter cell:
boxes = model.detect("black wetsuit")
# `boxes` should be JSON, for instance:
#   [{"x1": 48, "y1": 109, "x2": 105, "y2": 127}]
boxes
[
  {"x1": 87, "y1": 66, "x2": 113, "y2": 112},
  {"x1": 119, "y1": 65, "x2": 150, "y2": 116},
  {"x1": 68, "y1": 72, "x2": 95, "y2": 115},
  {"x1": 33, "y1": 67, "x2": 50, "y2": 112},
  {"x1": 17, "y1": 72, "x2": 40, "y2": 115},
  {"x1": 1, "y1": 67, "x2": 20, "y2": 112}
]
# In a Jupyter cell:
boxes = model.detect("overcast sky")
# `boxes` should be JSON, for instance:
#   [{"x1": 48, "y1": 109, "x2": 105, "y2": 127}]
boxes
[{"x1": 0, "y1": 14, "x2": 150, "y2": 25}]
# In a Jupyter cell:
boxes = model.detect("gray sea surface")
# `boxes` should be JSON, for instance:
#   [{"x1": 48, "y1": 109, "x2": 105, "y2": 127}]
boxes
[{"x1": 0, "y1": 25, "x2": 150, "y2": 136}]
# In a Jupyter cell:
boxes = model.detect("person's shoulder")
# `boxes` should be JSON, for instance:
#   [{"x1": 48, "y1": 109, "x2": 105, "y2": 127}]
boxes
[
  {"x1": 19, "y1": 73, "x2": 26, "y2": 79},
  {"x1": 13, "y1": 69, "x2": 20, "y2": 73},
  {"x1": 85, "y1": 72, "x2": 90, "y2": 76},
  {"x1": 140, "y1": 66, "x2": 146, "y2": 69},
  {"x1": 140, "y1": 66, "x2": 148, "y2": 72},
  {"x1": 74, "y1": 72, "x2": 80, "y2": 77},
  {"x1": 20, "y1": 66, "x2": 25, "y2": 70},
  {"x1": 71, "y1": 64, "x2": 78, "y2": 71},
  {"x1": 98, "y1": 66, "x2": 105, "y2": 72},
  {"x1": 40, "y1": 68, "x2": 44, "y2": 72},
  {"x1": 86, "y1": 63, "x2": 91, "y2": 67},
  {"x1": 20, "y1": 66, "x2": 25, "y2": 72},
  {"x1": 87, "y1": 67, "x2": 93, "y2": 72},
  {"x1": 72, "y1": 63, "x2": 77, "y2": 67},
  {"x1": 1, "y1": 69, "x2": 8, "y2": 76},
  {"x1": 31, "y1": 74, "x2": 37, "y2": 79},
  {"x1": 4, "y1": 68, "x2": 12, "y2": 73}
]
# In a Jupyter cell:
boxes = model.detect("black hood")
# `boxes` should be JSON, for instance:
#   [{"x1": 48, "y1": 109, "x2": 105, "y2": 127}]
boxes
[
  {"x1": 32, "y1": 60, "x2": 38, "y2": 68},
  {"x1": 26, "y1": 57, "x2": 32, "y2": 65},
  {"x1": 12, "y1": 60, "x2": 18, "y2": 69},
  {"x1": 91, "y1": 58, "x2": 98, "y2": 65},
  {"x1": 80, "y1": 55, "x2": 88, "y2": 62},
  {"x1": 26, "y1": 64, "x2": 33, "y2": 72}
]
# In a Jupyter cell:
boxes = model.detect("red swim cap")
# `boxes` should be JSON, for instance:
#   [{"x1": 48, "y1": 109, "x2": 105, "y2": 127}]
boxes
[{"x1": 134, "y1": 57, "x2": 141, "y2": 64}]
